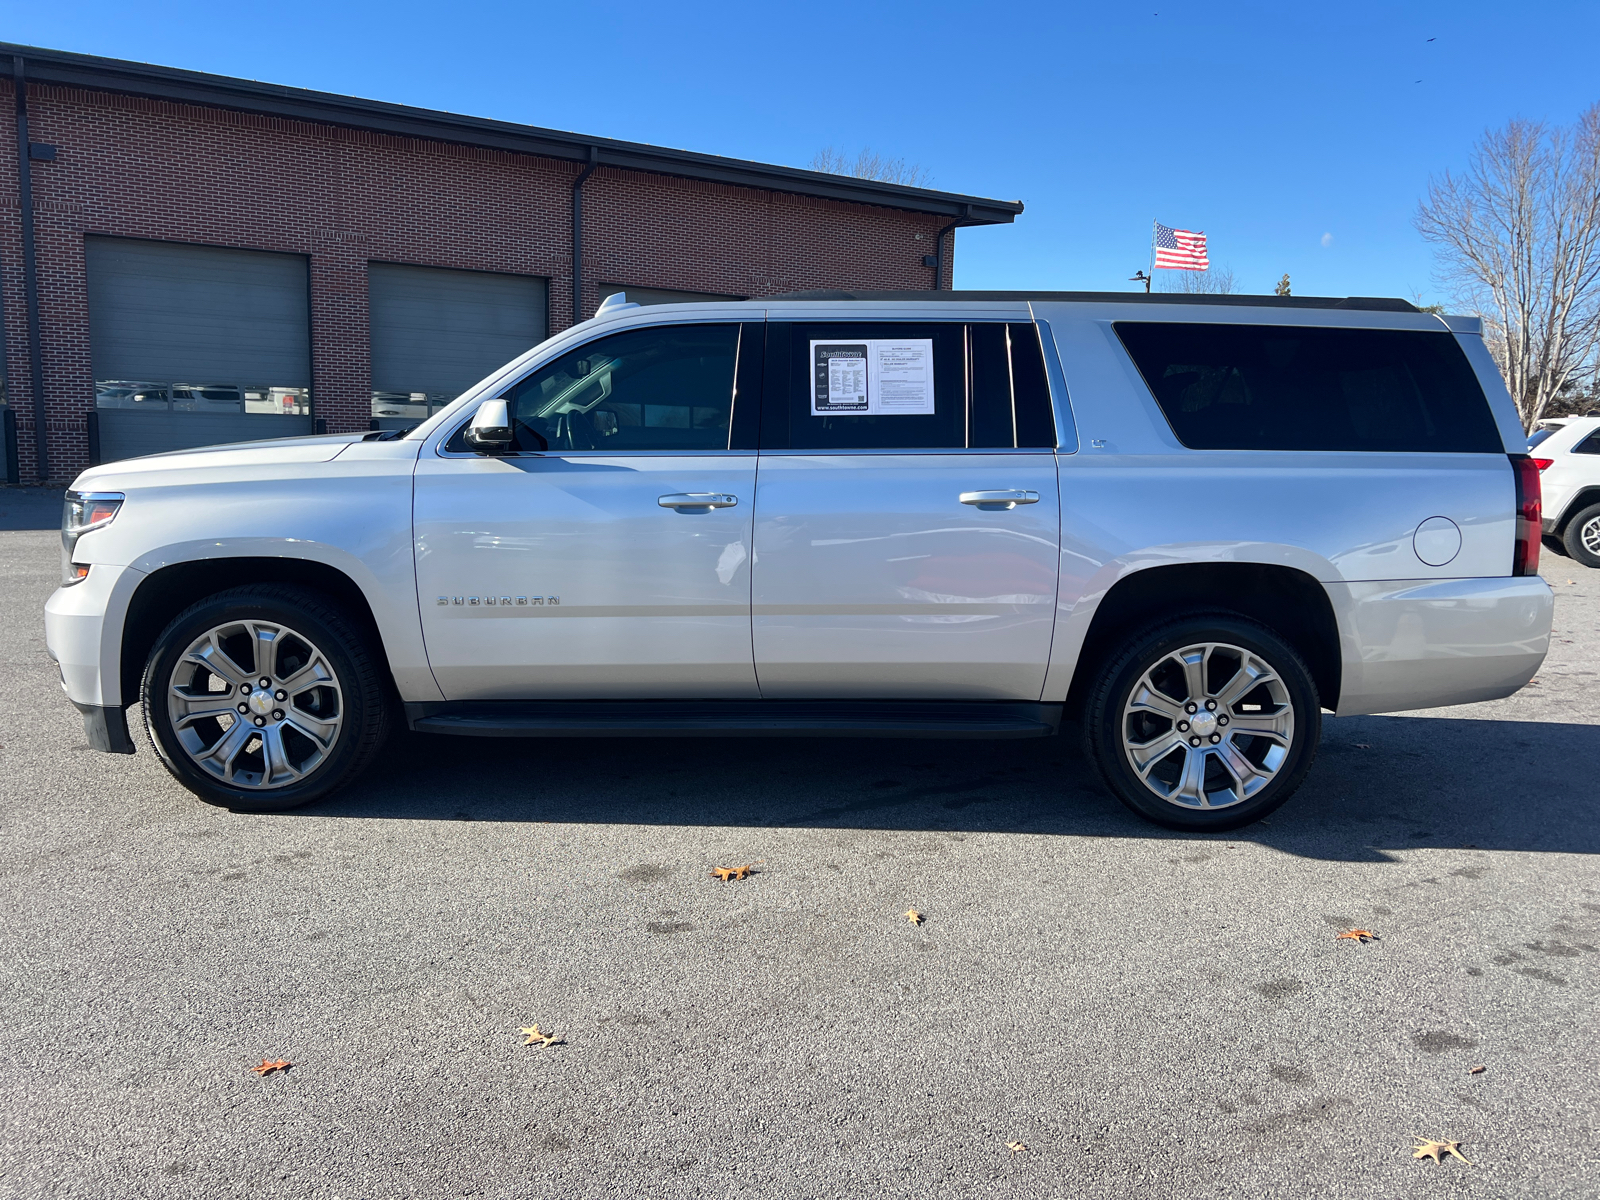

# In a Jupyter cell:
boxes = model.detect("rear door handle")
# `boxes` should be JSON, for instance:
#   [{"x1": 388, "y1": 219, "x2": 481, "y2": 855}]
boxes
[
  {"x1": 658, "y1": 492, "x2": 739, "y2": 510},
  {"x1": 959, "y1": 489, "x2": 1040, "y2": 510}
]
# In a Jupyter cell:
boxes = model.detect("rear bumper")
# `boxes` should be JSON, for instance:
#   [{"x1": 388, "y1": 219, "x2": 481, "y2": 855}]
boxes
[{"x1": 1330, "y1": 576, "x2": 1552, "y2": 716}]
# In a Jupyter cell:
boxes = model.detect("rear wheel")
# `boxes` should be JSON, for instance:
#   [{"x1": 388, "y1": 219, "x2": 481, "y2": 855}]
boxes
[
  {"x1": 141, "y1": 585, "x2": 390, "y2": 811},
  {"x1": 1084, "y1": 615, "x2": 1320, "y2": 831},
  {"x1": 1562, "y1": 502, "x2": 1600, "y2": 569}
]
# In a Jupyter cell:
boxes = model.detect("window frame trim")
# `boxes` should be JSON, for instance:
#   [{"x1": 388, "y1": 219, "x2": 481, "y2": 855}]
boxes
[
  {"x1": 761, "y1": 318, "x2": 1064, "y2": 455},
  {"x1": 433, "y1": 318, "x2": 753, "y2": 459},
  {"x1": 1110, "y1": 318, "x2": 1503, "y2": 456}
]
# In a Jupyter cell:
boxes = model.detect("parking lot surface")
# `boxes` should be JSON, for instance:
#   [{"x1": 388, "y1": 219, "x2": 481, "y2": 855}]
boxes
[{"x1": 2, "y1": 486, "x2": 1597, "y2": 1199}]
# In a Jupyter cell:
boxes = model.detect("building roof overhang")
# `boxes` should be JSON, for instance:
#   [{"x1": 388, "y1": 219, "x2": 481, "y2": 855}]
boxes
[{"x1": 0, "y1": 43, "x2": 1023, "y2": 226}]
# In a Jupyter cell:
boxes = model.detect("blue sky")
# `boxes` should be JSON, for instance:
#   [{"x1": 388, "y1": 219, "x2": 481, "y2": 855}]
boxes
[{"x1": 8, "y1": 1, "x2": 1598, "y2": 301}]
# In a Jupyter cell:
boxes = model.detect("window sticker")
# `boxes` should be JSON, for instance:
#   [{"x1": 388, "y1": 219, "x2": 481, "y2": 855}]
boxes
[
  {"x1": 810, "y1": 339, "x2": 935, "y2": 416},
  {"x1": 812, "y1": 342, "x2": 869, "y2": 413}
]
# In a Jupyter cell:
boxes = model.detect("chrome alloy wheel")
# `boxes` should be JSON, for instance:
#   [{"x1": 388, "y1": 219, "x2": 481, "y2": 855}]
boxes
[
  {"x1": 1120, "y1": 641, "x2": 1295, "y2": 811},
  {"x1": 167, "y1": 620, "x2": 345, "y2": 790},
  {"x1": 1583, "y1": 514, "x2": 1600, "y2": 558}
]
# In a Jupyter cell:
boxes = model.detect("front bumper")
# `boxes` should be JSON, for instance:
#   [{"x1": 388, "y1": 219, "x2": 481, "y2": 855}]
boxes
[
  {"x1": 44, "y1": 562, "x2": 139, "y2": 710},
  {"x1": 1330, "y1": 576, "x2": 1553, "y2": 715},
  {"x1": 73, "y1": 700, "x2": 136, "y2": 754}
]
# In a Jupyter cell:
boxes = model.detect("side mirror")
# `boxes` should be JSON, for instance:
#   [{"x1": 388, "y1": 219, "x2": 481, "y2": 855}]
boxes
[{"x1": 465, "y1": 399, "x2": 512, "y2": 454}]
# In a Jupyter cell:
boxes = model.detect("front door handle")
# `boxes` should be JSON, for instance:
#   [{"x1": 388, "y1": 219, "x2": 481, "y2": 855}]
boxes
[
  {"x1": 658, "y1": 492, "x2": 739, "y2": 510},
  {"x1": 959, "y1": 489, "x2": 1040, "y2": 511}
]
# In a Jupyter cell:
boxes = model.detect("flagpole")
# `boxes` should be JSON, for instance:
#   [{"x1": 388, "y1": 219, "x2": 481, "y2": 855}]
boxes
[{"x1": 1146, "y1": 221, "x2": 1155, "y2": 293}]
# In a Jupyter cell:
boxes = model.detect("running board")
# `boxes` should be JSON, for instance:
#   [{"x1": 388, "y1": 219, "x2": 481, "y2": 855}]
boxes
[{"x1": 404, "y1": 700, "x2": 1061, "y2": 740}]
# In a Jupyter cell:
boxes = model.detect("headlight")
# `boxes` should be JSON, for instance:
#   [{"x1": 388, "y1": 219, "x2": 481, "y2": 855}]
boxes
[{"x1": 61, "y1": 490, "x2": 124, "y2": 586}]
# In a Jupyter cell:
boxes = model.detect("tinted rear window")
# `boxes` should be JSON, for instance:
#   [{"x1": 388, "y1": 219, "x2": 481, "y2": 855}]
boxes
[{"x1": 1114, "y1": 323, "x2": 1503, "y2": 453}]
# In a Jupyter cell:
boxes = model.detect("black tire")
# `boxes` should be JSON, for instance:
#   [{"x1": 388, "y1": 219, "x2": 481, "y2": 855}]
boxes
[
  {"x1": 1561, "y1": 502, "x2": 1600, "y2": 569},
  {"x1": 1083, "y1": 614, "x2": 1321, "y2": 832},
  {"x1": 141, "y1": 584, "x2": 391, "y2": 811}
]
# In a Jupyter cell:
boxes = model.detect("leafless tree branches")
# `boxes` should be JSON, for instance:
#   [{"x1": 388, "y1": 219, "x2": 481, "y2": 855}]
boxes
[
  {"x1": 1417, "y1": 105, "x2": 1600, "y2": 430},
  {"x1": 1159, "y1": 265, "x2": 1237, "y2": 294},
  {"x1": 810, "y1": 147, "x2": 933, "y2": 188}
]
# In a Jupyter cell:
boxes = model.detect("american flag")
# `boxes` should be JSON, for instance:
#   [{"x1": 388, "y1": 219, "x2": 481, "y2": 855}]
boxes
[{"x1": 1153, "y1": 222, "x2": 1209, "y2": 270}]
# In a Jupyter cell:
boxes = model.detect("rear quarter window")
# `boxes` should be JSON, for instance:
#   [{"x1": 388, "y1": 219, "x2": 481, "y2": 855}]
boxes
[{"x1": 1114, "y1": 322, "x2": 1503, "y2": 453}]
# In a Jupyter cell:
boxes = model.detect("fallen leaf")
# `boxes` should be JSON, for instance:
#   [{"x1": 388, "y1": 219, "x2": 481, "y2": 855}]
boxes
[
  {"x1": 1352, "y1": 742, "x2": 1372, "y2": 749},
  {"x1": 1336, "y1": 929, "x2": 1378, "y2": 942},
  {"x1": 1468, "y1": 1065, "x2": 1486, "y2": 1074},
  {"x1": 1412, "y1": 1136, "x2": 1471, "y2": 1165},
  {"x1": 520, "y1": 1024, "x2": 563, "y2": 1048},
  {"x1": 710, "y1": 865, "x2": 754, "y2": 882},
  {"x1": 1006, "y1": 1141, "x2": 1027, "y2": 1154},
  {"x1": 904, "y1": 908, "x2": 924, "y2": 925},
  {"x1": 250, "y1": 1059, "x2": 291, "y2": 1076}
]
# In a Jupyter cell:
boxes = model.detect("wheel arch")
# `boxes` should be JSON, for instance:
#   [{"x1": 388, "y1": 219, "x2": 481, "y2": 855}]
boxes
[
  {"x1": 1059, "y1": 562, "x2": 1341, "y2": 719},
  {"x1": 1554, "y1": 486, "x2": 1600, "y2": 533},
  {"x1": 120, "y1": 557, "x2": 389, "y2": 708}
]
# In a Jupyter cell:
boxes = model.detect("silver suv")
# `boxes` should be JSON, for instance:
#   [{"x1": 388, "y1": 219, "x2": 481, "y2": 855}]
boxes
[{"x1": 45, "y1": 291, "x2": 1553, "y2": 831}]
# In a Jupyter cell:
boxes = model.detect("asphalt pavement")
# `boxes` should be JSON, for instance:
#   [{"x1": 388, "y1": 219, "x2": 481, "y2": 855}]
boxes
[{"x1": 1, "y1": 484, "x2": 1597, "y2": 1199}]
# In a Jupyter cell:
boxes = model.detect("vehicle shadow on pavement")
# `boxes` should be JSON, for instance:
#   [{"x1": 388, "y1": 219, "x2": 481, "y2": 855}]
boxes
[
  {"x1": 0, "y1": 488, "x2": 61, "y2": 531},
  {"x1": 297, "y1": 712, "x2": 1600, "y2": 862}
]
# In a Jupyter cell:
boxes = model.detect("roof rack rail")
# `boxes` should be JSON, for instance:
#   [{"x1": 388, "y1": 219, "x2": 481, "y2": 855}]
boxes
[{"x1": 759, "y1": 290, "x2": 1420, "y2": 313}]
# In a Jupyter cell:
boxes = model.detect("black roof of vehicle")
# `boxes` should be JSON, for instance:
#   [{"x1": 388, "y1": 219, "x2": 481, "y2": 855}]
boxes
[{"x1": 762, "y1": 290, "x2": 1420, "y2": 312}]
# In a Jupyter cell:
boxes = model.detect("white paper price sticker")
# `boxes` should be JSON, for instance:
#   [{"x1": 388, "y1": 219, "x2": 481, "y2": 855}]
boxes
[{"x1": 810, "y1": 339, "x2": 934, "y2": 416}]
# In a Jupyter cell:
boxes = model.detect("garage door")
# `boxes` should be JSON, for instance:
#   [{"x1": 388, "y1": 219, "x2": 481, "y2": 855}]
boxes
[
  {"x1": 368, "y1": 264, "x2": 548, "y2": 428},
  {"x1": 86, "y1": 237, "x2": 314, "y2": 462}
]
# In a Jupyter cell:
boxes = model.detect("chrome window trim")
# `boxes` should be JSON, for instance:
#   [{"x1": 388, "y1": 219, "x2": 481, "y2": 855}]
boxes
[
  {"x1": 760, "y1": 447, "x2": 1057, "y2": 457},
  {"x1": 1033, "y1": 318, "x2": 1079, "y2": 454},
  {"x1": 436, "y1": 444, "x2": 757, "y2": 460},
  {"x1": 436, "y1": 442, "x2": 1053, "y2": 460},
  {"x1": 430, "y1": 312, "x2": 1068, "y2": 459}
]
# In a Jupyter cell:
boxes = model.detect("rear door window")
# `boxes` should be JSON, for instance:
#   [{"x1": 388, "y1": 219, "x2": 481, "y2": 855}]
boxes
[
  {"x1": 767, "y1": 322, "x2": 1057, "y2": 450},
  {"x1": 1114, "y1": 323, "x2": 1503, "y2": 453}
]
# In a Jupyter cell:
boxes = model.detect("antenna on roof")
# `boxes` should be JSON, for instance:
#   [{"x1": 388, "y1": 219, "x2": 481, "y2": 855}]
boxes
[{"x1": 595, "y1": 292, "x2": 641, "y2": 317}]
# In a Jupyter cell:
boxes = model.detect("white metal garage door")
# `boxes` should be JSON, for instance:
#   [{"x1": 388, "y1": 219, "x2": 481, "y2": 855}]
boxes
[
  {"x1": 368, "y1": 263, "x2": 548, "y2": 428},
  {"x1": 86, "y1": 237, "x2": 313, "y2": 461}
]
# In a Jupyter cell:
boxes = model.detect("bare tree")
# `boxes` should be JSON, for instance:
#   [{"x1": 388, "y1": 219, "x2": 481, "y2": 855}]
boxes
[
  {"x1": 1417, "y1": 105, "x2": 1600, "y2": 430},
  {"x1": 810, "y1": 146, "x2": 933, "y2": 188},
  {"x1": 1543, "y1": 349, "x2": 1600, "y2": 417},
  {"x1": 1159, "y1": 265, "x2": 1237, "y2": 294}
]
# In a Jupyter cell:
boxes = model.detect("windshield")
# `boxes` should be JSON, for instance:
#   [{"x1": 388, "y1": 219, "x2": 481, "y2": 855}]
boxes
[{"x1": 1527, "y1": 427, "x2": 1556, "y2": 450}]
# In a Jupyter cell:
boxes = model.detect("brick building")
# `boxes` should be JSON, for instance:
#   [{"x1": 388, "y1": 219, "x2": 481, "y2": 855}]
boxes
[{"x1": 0, "y1": 44, "x2": 1022, "y2": 484}]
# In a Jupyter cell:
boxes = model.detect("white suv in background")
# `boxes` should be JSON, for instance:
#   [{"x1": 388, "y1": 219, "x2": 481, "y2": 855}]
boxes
[
  {"x1": 45, "y1": 291, "x2": 1553, "y2": 831},
  {"x1": 1530, "y1": 414, "x2": 1600, "y2": 567}
]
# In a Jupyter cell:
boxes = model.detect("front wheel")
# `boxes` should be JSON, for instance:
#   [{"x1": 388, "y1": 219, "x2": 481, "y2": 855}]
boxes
[
  {"x1": 1083, "y1": 615, "x2": 1321, "y2": 831},
  {"x1": 1562, "y1": 502, "x2": 1600, "y2": 569},
  {"x1": 141, "y1": 585, "x2": 391, "y2": 811}
]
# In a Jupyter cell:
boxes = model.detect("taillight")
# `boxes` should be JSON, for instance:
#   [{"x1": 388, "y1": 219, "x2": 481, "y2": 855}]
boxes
[
  {"x1": 1509, "y1": 454, "x2": 1542, "y2": 577},
  {"x1": 1531, "y1": 458, "x2": 1555, "y2": 472}
]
